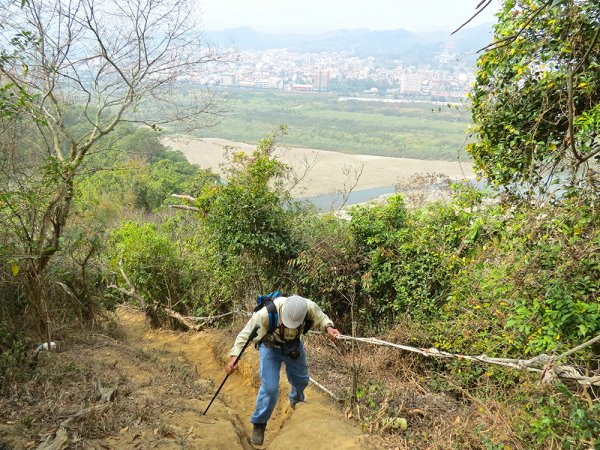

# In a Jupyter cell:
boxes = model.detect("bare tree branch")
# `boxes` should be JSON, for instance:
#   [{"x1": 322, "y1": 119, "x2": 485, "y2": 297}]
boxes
[
  {"x1": 169, "y1": 204, "x2": 202, "y2": 212},
  {"x1": 0, "y1": 0, "x2": 226, "y2": 345},
  {"x1": 171, "y1": 194, "x2": 197, "y2": 202},
  {"x1": 478, "y1": 0, "x2": 553, "y2": 53},
  {"x1": 451, "y1": 0, "x2": 492, "y2": 36},
  {"x1": 337, "y1": 163, "x2": 365, "y2": 210}
]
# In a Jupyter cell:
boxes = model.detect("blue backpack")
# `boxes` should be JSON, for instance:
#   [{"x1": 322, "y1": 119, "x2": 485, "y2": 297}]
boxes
[
  {"x1": 253, "y1": 291, "x2": 313, "y2": 334},
  {"x1": 254, "y1": 290, "x2": 283, "y2": 334}
]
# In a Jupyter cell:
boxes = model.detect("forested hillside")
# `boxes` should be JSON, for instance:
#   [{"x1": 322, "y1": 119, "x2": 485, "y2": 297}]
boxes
[{"x1": 1, "y1": 0, "x2": 599, "y2": 449}]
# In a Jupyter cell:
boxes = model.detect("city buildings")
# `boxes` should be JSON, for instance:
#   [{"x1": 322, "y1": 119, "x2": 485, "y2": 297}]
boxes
[{"x1": 190, "y1": 48, "x2": 476, "y2": 101}]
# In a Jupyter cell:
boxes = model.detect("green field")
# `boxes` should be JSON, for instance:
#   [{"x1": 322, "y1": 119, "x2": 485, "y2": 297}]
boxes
[{"x1": 171, "y1": 88, "x2": 472, "y2": 161}]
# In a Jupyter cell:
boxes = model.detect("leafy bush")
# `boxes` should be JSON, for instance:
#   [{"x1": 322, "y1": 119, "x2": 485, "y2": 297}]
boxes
[
  {"x1": 194, "y1": 128, "x2": 301, "y2": 298},
  {"x1": 436, "y1": 196, "x2": 600, "y2": 358},
  {"x1": 346, "y1": 185, "x2": 485, "y2": 322},
  {"x1": 516, "y1": 384, "x2": 600, "y2": 449},
  {"x1": 110, "y1": 221, "x2": 194, "y2": 310}
]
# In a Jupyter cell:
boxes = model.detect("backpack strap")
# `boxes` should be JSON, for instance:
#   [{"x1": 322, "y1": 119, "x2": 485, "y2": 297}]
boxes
[
  {"x1": 265, "y1": 300, "x2": 278, "y2": 335},
  {"x1": 302, "y1": 314, "x2": 314, "y2": 335}
]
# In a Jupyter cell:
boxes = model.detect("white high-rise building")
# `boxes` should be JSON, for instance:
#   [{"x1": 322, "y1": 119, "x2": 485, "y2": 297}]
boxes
[{"x1": 400, "y1": 72, "x2": 423, "y2": 94}]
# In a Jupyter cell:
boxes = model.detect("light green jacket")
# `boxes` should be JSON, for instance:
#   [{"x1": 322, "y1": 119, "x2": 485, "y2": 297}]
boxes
[{"x1": 229, "y1": 297, "x2": 334, "y2": 357}]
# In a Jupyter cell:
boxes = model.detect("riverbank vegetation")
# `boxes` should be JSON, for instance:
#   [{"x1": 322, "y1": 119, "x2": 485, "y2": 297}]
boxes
[{"x1": 182, "y1": 88, "x2": 472, "y2": 161}]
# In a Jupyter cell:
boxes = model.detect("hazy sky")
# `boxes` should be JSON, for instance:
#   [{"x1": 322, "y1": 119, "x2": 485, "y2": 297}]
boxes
[{"x1": 199, "y1": 0, "x2": 501, "y2": 34}]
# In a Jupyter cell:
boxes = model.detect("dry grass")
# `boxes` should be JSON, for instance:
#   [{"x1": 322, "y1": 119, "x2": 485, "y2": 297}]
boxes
[
  {"x1": 304, "y1": 328, "x2": 526, "y2": 450},
  {"x1": 0, "y1": 323, "x2": 208, "y2": 449}
]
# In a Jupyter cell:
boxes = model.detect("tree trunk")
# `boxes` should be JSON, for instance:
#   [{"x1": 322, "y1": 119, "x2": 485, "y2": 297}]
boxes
[
  {"x1": 26, "y1": 175, "x2": 75, "y2": 349},
  {"x1": 27, "y1": 269, "x2": 52, "y2": 349}
]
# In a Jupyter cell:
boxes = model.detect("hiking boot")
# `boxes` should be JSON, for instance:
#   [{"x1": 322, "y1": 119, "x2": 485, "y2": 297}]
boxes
[{"x1": 251, "y1": 423, "x2": 266, "y2": 446}]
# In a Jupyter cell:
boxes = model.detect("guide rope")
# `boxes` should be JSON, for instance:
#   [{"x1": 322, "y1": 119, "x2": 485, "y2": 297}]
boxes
[
  {"x1": 183, "y1": 306, "x2": 600, "y2": 387},
  {"x1": 333, "y1": 334, "x2": 600, "y2": 387}
]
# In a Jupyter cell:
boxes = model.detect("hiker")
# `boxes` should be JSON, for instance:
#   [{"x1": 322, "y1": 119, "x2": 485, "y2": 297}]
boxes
[{"x1": 225, "y1": 294, "x2": 340, "y2": 446}]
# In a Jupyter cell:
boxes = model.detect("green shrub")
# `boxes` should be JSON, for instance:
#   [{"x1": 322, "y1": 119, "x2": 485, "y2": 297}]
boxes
[
  {"x1": 516, "y1": 384, "x2": 600, "y2": 449},
  {"x1": 110, "y1": 221, "x2": 194, "y2": 310},
  {"x1": 437, "y1": 197, "x2": 600, "y2": 357},
  {"x1": 348, "y1": 185, "x2": 484, "y2": 322},
  {"x1": 193, "y1": 129, "x2": 301, "y2": 300}
]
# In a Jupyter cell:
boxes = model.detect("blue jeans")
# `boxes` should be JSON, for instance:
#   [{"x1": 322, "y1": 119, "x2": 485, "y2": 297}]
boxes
[{"x1": 250, "y1": 342, "x2": 309, "y2": 424}]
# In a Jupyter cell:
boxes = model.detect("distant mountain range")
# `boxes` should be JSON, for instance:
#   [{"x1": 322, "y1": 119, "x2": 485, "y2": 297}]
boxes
[{"x1": 205, "y1": 25, "x2": 493, "y2": 65}]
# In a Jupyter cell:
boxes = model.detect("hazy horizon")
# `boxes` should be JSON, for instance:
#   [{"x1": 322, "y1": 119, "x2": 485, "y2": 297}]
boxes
[
  {"x1": 199, "y1": 0, "x2": 501, "y2": 34},
  {"x1": 203, "y1": 23, "x2": 495, "y2": 36}
]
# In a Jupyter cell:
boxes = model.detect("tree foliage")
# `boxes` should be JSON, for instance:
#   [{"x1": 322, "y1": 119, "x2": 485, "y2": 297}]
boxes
[
  {"x1": 0, "y1": 0, "x2": 222, "y2": 343},
  {"x1": 110, "y1": 221, "x2": 193, "y2": 310},
  {"x1": 468, "y1": 0, "x2": 600, "y2": 196},
  {"x1": 196, "y1": 128, "x2": 299, "y2": 282}
]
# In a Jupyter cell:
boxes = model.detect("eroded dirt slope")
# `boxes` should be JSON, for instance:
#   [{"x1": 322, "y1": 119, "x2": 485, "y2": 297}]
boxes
[
  {"x1": 118, "y1": 308, "x2": 370, "y2": 449},
  {"x1": 0, "y1": 308, "x2": 372, "y2": 449}
]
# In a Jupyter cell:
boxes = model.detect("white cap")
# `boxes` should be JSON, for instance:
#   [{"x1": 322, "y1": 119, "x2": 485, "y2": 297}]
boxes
[{"x1": 281, "y1": 295, "x2": 308, "y2": 329}]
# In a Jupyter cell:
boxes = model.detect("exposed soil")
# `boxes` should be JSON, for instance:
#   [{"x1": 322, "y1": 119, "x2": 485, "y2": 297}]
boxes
[
  {"x1": 164, "y1": 137, "x2": 474, "y2": 198},
  {"x1": 0, "y1": 308, "x2": 376, "y2": 449}
]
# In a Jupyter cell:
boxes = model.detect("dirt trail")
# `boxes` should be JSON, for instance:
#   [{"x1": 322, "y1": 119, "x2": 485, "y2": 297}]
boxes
[
  {"x1": 0, "y1": 307, "x2": 372, "y2": 449},
  {"x1": 111, "y1": 308, "x2": 370, "y2": 449}
]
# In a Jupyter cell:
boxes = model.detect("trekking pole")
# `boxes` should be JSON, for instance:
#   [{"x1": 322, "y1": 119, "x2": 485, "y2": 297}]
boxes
[{"x1": 203, "y1": 324, "x2": 260, "y2": 415}]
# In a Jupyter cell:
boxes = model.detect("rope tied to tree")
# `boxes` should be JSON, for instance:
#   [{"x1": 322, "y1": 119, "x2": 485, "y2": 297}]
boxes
[{"x1": 334, "y1": 334, "x2": 600, "y2": 387}]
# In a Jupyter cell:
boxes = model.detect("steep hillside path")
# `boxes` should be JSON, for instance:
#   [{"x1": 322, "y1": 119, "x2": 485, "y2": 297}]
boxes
[{"x1": 115, "y1": 307, "x2": 372, "y2": 449}]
